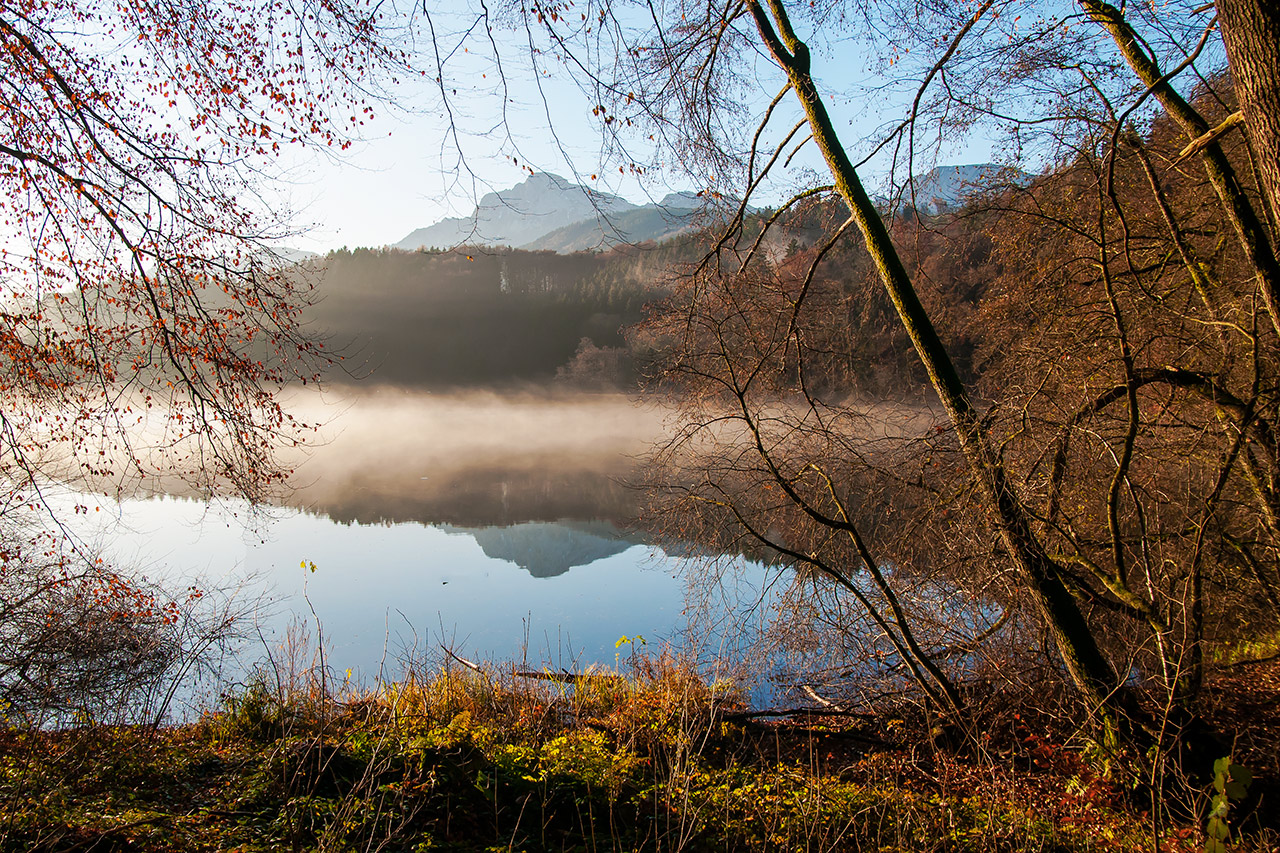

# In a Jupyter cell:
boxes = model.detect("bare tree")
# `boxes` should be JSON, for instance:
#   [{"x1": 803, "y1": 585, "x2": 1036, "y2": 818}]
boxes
[
  {"x1": 448, "y1": 0, "x2": 1280, "y2": 754},
  {"x1": 0, "y1": 0, "x2": 407, "y2": 715}
]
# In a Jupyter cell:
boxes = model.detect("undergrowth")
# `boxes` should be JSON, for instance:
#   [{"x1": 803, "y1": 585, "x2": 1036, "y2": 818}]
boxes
[{"x1": 0, "y1": 652, "x2": 1274, "y2": 852}]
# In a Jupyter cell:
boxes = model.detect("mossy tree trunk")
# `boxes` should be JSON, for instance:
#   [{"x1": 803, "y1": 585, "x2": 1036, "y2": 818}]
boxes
[
  {"x1": 742, "y1": 0, "x2": 1128, "y2": 734},
  {"x1": 1217, "y1": 0, "x2": 1280, "y2": 232}
]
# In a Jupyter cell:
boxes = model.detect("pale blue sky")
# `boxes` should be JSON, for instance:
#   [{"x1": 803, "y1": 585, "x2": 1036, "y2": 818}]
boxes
[{"x1": 273, "y1": 2, "x2": 999, "y2": 254}]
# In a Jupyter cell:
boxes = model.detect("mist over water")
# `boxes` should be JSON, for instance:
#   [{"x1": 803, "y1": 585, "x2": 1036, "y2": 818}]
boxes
[
  {"x1": 280, "y1": 386, "x2": 671, "y2": 528},
  {"x1": 74, "y1": 385, "x2": 771, "y2": 690},
  {"x1": 63, "y1": 383, "x2": 921, "y2": 704}
]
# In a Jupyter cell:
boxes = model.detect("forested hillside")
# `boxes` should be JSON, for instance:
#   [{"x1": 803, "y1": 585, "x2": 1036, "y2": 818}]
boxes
[
  {"x1": 303, "y1": 244, "x2": 671, "y2": 387},
  {"x1": 296, "y1": 188, "x2": 1074, "y2": 396}
]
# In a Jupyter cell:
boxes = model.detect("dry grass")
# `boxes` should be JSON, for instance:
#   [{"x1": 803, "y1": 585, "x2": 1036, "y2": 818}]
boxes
[{"x1": 6, "y1": 646, "x2": 1274, "y2": 852}]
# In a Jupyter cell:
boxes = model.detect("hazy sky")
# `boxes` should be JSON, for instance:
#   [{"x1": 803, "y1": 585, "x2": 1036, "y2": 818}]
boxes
[
  {"x1": 272, "y1": 4, "x2": 996, "y2": 254},
  {"x1": 278, "y1": 61, "x2": 613, "y2": 252},
  {"x1": 269, "y1": 4, "x2": 681, "y2": 253}
]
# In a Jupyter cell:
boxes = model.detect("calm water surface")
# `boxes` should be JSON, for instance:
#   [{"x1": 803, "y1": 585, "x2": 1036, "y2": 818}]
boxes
[{"x1": 82, "y1": 388, "x2": 769, "y2": 686}]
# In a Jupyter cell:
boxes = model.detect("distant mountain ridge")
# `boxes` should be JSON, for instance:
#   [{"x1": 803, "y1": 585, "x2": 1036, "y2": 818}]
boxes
[
  {"x1": 527, "y1": 191, "x2": 704, "y2": 252},
  {"x1": 881, "y1": 163, "x2": 1033, "y2": 215},
  {"x1": 395, "y1": 174, "x2": 707, "y2": 252},
  {"x1": 394, "y1": 166, "x2": 1030, "y2": 254}
]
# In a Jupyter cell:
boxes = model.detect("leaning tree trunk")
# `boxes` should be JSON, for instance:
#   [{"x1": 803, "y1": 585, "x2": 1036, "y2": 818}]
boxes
[
  {"x1": 744, "y1": 0, "x2": 1131, "y2": 738},
  {"x1": 1217, "y1": 0, "x2": 1280, "y2": 230},
  {"x1": 1081, "y1": 0, "x2": 1280, "y2": 342}
]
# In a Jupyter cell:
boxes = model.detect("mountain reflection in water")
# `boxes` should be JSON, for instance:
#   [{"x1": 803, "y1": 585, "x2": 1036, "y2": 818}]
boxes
[
  {"x1": 443, "y1": 521, "x2": 641, "y2": 578},
  {"x1": 81, "y1": 389, "x2": 769, "y2": 680},
  {"x1": 279, "y1": 387, "x2": 664, "y2": 576}
]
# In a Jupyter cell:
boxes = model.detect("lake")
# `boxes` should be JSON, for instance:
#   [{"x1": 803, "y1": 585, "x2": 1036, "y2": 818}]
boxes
[{"x1": 72, "y1": 387, "x2": 775, "y2": 702}]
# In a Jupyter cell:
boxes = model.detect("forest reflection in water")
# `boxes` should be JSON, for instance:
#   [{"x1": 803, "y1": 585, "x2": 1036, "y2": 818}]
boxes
[
  {"x1": 281, "y1": 386, "x2": 674, "y2": 579},
  {"x1": 87, "y1": 387, "x2": 773, "y2": 690},
  {"x1": 286, "y1": 386, "x2": 662, "y2": 530}
]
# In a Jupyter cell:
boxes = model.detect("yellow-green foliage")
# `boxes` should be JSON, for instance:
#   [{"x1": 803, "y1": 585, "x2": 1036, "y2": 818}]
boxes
[
  {"x1": 540, "y1": 729, "x2": 643, "y2": 793},
  {"x1": 0, "y1": 657, "x2": 1241, "y2": 853},
  {"x1": 379, "y1": 668, "x2": 557, "y2": 743},
  {"x1": 1207, "y1": 630, "x2": 1280, "y2": 667}
]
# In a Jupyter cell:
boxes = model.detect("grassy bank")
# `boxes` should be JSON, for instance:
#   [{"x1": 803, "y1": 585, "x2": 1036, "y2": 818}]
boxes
[{"x1": 2, "y1": 654, "x2": 1276, "y2": 852}]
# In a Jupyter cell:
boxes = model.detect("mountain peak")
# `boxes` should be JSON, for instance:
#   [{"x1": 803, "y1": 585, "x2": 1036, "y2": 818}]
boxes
[
  {"x1": 524, "y1": 171, "x2": 574, "y2": 187},
  {"x1": 395, "y1": 175, "x2": 707, "y2": 252},
  {"x1": 890, "y1": 163, "x2": 1031, "y2": 215},
  {"x1": 657, "y1": 190, "x2": 703, "y2": 209}
]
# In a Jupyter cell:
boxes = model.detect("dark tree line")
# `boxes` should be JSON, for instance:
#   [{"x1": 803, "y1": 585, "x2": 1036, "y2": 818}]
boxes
[{"x1": 304, "y1": 245, "x2": 674, "y2": 387}]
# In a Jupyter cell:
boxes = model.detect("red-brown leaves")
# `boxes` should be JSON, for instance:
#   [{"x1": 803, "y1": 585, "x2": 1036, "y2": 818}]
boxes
[{"x1": 0, "y1": 0, "x2": 404, "y2": 549}]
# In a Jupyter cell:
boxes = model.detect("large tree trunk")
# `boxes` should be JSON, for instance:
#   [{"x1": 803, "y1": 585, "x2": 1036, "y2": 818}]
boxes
[
  {"x1": 744, "y1": 0, "x2": 1131, "y2": 736},
  {"x1": 1217, "y1": 0, "x2": 1280, "y2": 230},
  {"x1": 1081, "y1": 0, "x2": 1280, "y2": 341}
]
